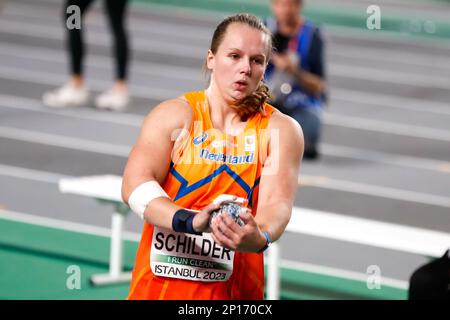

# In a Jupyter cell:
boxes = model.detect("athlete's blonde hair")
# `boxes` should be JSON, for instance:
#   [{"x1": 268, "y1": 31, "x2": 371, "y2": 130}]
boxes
[{"x1": 205, "y1": 13, "x2": 273, "y2": 120}]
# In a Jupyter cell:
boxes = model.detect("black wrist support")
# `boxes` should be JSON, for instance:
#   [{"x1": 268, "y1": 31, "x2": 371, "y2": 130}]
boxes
[{"x1": 172, "y1": 209, "x2": 202, "y2": 235}]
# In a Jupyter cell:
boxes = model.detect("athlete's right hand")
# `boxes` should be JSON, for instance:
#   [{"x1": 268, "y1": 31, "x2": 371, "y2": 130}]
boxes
[{"x1": 192, "y1": 202, "x2": 221, "y2": 233}]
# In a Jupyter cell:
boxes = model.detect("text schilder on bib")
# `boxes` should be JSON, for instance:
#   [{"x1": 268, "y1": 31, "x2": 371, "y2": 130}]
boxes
[{"x1": 151, "y1": 227, "x2": 235, "y2": 282}]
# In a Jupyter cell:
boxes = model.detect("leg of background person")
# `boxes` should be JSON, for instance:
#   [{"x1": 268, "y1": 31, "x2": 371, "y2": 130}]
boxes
[
  {"x1": 95, "y1": 0, "x2": 130, "y2": 111},
  {"x1": 105, "y1": 0, "x2": 129, "y2": 88},
  {"x1": 42, "y1": 0, "x2": 94, "y2": 108},
  {"x1": 66, "y1": 0, "x2": 95, "y2": 88},
  {"x1": 291, "y1": 107, "x2": 322, "y2": 160}
]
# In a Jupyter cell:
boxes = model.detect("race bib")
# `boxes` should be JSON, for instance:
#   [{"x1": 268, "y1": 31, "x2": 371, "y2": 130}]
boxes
[{"x1": 150, "y1": 226, "x2": 235, "y2": 282}]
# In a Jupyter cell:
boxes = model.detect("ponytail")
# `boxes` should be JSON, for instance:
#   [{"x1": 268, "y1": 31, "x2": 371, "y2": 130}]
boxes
[{"x1": 232, "y1": 82, "x2": 271, "y2": 121}]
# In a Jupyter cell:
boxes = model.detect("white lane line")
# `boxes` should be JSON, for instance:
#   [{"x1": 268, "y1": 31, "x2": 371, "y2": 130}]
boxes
[
  {"x1": 0, "y1": 20, "x2": 206, "y2": 59},
  {"x1": 0, "y1": 163, "x2": 67, "y2": 184},
  {"x1": 324, "y1": 113, "x2": 450, "y2": 142},
  {"x1": 0, "y1": 42, "x2": 199, "y2": 82},
  {"x1": 5, "y1": 4, "x2": 214, "y2": 42},
  {"x1": 0, "y1": 125, "x2": 131, "y2": 157},
  {"x1": 299, "y1": 175, "x2": 450, "y2": 208},
  {"x1": 330, "y1": 64, "x2": 450, "y2": 90},
  {"x1": 2, "y1": 18, "x2": 450, "y2": 89},
  {"x1": 279, "y1": 259, "x2": 408, "y2": 289},
  {"x1": 0, "y1": 94, "x2": 144, "y2": 126},
  {"x1": 1, "y1": 163, "x2": 449, "y2": 208},
  {"x1": 329, "y1": 44, "x2": 450, "y2": 72},
  {"x1": 0, "y1": 65, "x2": 177, "y2": 101},
  {"x1": 331, "y1": 88, "x2": 450, "y2": 116},
  {"x1": 2, "y1": 65, "x2": 450, "y2": 143},
  {"x1": 0, "y1": 208, "x2": 141, "y2": 242},
  {"x1": 327, "y1": 24, "x2": 450, "y2": 50},
  {"x1": 321, "y1": 143, "x2": 450, "y2": 174}
]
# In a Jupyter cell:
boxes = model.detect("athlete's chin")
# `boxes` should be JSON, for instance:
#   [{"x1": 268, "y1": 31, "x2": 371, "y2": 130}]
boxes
[{"x1": 229, "y1": 89, "x2": 252, "y2": 102}]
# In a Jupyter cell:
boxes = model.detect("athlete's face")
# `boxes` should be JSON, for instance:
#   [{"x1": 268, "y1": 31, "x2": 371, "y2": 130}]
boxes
[{"x1": 207, "y1": 23, "x2": 270, "y2": 103}]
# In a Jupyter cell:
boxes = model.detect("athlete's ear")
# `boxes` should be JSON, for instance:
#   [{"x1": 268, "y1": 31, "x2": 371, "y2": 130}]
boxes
[{"x1": 206, "y1": 50, "x2": 215, "y2": 70}]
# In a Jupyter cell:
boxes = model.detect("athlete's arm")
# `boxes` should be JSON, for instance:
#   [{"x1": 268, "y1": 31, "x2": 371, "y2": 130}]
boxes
[
  {"x1": 254, "y1": 112, "x2": 304, "y2": 242},
  {"x1": 121, "y1": 98, "x2": 219, "y2": 231}
]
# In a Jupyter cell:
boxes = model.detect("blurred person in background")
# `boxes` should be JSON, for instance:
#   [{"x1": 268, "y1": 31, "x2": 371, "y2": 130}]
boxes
[
  {"x1": 265, "y1": 0, "x2": 326, "y2": 160},
  {"x1": 43, "y1": 0, "x2": 130, "y2": 111},
  {"x1": 122, "y1": 13, "x2": 303, "y2": 299}
]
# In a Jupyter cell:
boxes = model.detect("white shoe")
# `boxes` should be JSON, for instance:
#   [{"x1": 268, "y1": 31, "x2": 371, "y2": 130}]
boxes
[
  {"x1": 42, "y1": 84, "x2": 89, "y2": 108},
  {"x1": 95, "y1": 89, "x2": 130, "y2": 112}
]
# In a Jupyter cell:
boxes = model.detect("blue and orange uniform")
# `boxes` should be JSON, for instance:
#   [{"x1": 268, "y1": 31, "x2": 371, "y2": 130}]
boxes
[{"x1": 127, "y1": 91, "x2": 275, "y2": 300}]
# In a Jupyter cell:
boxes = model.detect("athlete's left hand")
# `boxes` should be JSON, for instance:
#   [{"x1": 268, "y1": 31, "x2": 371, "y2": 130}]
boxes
[{"x1": 210, "y1": 208, "x2": 266, "y2": 253}]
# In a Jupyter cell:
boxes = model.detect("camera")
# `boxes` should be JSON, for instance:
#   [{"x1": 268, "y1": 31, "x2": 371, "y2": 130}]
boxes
[{"x1": 272, "y1": 31, "x2": 290, "y2": 54}]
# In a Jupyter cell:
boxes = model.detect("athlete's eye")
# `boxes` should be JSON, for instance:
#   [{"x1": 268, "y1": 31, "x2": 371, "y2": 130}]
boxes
[
  {"x1": 252, "y1": 58, "x2": 264, "y2": 65},
  {"x1": 229, "y1": 53, "x2": 240, "y2": 60}
]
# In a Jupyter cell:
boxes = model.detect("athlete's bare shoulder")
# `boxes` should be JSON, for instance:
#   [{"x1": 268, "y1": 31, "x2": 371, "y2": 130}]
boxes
[
  {"x1": 143, "y1": 96, "x2": 193, "y2": 133},
  {"x1": 268, "y1": 109, "x2": 303, "y2": 138},
  {"x1": 265, "y1": 109, "x2": 304, "y2": 160}
]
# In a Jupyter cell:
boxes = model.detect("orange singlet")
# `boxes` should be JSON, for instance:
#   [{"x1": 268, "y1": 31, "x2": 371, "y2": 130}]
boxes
[{"x1": 127, "y1": 91, "x2": 275, "y2": 300}]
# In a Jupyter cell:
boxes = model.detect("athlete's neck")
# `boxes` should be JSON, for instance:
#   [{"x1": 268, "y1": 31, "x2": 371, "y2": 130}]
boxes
[{"x1": 205, "y1": 86, "x2": 244, "y2": 133}]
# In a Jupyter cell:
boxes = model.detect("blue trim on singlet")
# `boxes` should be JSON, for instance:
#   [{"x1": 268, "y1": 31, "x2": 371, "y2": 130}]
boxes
[
  {"x1": 170, "y1": 165, "x2": 252, "y2": 201},
  {"x1": 248, "y1": 176, "x2": 261, "y2": 208}
]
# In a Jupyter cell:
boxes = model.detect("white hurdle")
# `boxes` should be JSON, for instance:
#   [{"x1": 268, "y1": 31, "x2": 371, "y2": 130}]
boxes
[{"x1": 59, "y1": 175, "x2": 132, "y2": 286}]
